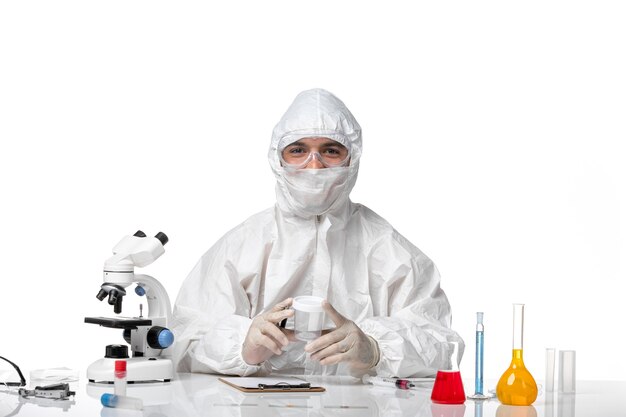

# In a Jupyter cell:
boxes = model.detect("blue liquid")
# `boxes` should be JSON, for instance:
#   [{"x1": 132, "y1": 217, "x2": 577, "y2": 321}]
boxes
[{"x1": 475, "y1": 330, "x2": 484, "y2": 394}]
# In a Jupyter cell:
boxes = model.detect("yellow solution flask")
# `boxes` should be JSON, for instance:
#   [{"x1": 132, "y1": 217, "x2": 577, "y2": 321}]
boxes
[{"x1": 496, "y1": 303, "x2": 538, "y2": 406}]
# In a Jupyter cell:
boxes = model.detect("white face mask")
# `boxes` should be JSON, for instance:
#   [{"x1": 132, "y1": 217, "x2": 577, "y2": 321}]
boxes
[{"x1": 282, "y1": 167, "x2": 350, "y2": 217}]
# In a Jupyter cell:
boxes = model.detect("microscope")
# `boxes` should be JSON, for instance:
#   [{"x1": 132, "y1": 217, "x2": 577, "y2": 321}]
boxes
[{"x1": 85, "y1": 230, "x2": 175, "y2": 383}]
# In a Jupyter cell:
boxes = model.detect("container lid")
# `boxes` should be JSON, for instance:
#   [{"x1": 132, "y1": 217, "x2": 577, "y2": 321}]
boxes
[
  {"x1": 115, "y1": 360, "x2": 127, "y2": 372},
  {"x1": 101, "y1": 393, "x2": 117, "y2": 407},
  {"x1": 292, "y1": 296, "x2": 324, "y2": 313}
]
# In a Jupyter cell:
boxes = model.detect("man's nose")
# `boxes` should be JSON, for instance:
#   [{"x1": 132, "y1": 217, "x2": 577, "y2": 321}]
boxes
[{"x1": 305, "y1": 153, "x2": 325, "y2": 169}]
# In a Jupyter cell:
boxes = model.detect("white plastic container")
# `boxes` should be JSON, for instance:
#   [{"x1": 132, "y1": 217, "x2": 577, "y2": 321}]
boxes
[{"x1": 292, "y1": 296, "x2": 325, "y2": 341}]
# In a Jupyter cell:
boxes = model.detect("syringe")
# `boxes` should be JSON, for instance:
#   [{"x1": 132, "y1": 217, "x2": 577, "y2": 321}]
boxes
[{"x1": 362, "y1": 375, "x2": 415, "y2": 390}]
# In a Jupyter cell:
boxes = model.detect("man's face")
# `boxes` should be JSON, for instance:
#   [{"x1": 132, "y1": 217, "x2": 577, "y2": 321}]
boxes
[{"x1": 281, "y1": 137, "x2": 350, "y2": 170}]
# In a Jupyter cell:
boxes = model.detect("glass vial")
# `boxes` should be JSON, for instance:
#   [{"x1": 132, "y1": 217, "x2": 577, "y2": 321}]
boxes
[
  {"x1": 114, "y1": 360, "x2": 127, "y2": 396},
  {"x1": 546, "y1": 348, "x2": 556, "y2": 392},
  {"x1": 558, "y1": 350, "x2": 576, "y2": 394}
]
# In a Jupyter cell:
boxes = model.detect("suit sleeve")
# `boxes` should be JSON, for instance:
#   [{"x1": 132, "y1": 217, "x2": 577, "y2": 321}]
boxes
[
  {"x1": 357, "y1": 233, "x2": 464, "y2": 378},
  {"x1": 170, "y1": 241, "x2": 267, "y2": 376}
]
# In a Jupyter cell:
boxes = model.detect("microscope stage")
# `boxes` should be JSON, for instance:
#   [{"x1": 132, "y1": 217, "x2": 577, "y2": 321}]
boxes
[{"x1": 84, "y1": 316, "x2": 153, "y2": 329}]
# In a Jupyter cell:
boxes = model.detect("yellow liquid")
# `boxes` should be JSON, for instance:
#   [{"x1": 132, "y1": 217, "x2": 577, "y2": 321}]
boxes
[{"x1": 496, "y1": 349, "x2": 538, "y2": 406}]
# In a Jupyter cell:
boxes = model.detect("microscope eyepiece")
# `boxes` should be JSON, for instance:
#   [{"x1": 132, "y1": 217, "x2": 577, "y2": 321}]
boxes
[{"x1": 155, "y1": 232, "x2": 168, "y2": 246}]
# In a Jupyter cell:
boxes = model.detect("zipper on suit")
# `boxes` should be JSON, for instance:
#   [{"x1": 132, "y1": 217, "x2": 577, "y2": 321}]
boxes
[
  {"x1": 314, "y1": 215, "x2": 321, "y2": 253},
  {"x1": 308, "y1": 213, "x2": 324, "y2": 374},
  {"x1": 313, "y1": 213, "x2": 324, "y2": 294}
]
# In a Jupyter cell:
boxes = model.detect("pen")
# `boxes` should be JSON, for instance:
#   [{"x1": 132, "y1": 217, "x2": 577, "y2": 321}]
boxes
[
  {"x1": 362, "y1": 375, "x2": 416, "y2": 390},
  {"x1": 258, "y1": 382, "x2": 311, "y2": 390}
]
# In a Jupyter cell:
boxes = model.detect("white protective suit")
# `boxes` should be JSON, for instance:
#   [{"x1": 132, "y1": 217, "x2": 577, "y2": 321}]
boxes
[{"x1": 172, "y1": 88, "x2": 464, "y2": 377}]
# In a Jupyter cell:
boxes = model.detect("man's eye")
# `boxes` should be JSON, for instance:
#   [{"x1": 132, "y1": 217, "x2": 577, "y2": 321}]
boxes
[
  {"x1": 289, "y1": 147, "x2": 306, "y2": 154},
  {"x1": 323, "y1": 148, "x2": 344, "y2": 157}
]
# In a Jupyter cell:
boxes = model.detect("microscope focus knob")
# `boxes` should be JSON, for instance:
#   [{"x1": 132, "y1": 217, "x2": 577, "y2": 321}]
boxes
[{"x1": 147, "y1": 326, "x2": 174, "y2": 349}]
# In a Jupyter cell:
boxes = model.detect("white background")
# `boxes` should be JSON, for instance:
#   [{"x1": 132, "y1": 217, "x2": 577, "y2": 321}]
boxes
[{"x1": 1, "y1": 1, "x2": 624, "y2": 384}]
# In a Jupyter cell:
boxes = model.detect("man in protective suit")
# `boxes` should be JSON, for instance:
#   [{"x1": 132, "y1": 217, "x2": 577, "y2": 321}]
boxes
[{"x1": 172, "y1": 88, "x2": 463, "y2": 377}]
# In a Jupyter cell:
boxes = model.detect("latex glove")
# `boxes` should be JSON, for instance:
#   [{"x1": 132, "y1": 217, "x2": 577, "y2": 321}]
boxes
[
  {"x1": 304, "y1": 300, "x2": 380, "y2": 371},
  {"x1": 242, "y1": 298, "x2": 295, "y2": 365}
]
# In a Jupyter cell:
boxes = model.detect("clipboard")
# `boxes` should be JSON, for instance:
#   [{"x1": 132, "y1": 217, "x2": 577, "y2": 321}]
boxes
[{"x1": 219, "y1": 377, "x2": 325, "y2": 393}]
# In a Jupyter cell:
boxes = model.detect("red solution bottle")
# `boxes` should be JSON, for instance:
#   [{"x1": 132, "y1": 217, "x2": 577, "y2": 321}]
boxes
[{"x1": 431, "y1": 342, "x2": 466, "y2": 404}]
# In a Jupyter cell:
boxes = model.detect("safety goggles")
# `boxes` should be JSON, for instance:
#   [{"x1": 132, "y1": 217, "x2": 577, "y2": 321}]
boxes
[{"x1": 280, "y1": 139, "x2": 350, "y2": 170}]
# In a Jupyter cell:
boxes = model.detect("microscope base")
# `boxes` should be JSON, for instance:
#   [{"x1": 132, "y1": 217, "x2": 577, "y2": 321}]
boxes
[{"x1": 87, "y1": 357, "x2": 174, "y2": 384}]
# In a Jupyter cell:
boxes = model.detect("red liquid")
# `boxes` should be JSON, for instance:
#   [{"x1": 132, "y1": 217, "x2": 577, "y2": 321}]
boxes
[{"x1": 431, "y1": 370, "x2": 466, "y2": 404}]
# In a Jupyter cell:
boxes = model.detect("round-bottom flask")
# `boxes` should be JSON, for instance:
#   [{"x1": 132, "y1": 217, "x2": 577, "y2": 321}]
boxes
[{"x1": 496, "y1": 304, "x2": 537, "y2": 406}]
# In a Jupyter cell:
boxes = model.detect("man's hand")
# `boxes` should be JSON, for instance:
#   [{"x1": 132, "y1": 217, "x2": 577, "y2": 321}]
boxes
[
  {"x1": 242, "y1": 298, "x2": 295, "y2": 366},
  {"x1": 304, "y1": 300, "x2": 379, "y2": 371}
]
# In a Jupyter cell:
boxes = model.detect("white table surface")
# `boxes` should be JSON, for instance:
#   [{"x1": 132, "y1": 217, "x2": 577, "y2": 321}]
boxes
[{"x1": 1, "y1": 373, "x2": 624, "y2": 417}]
